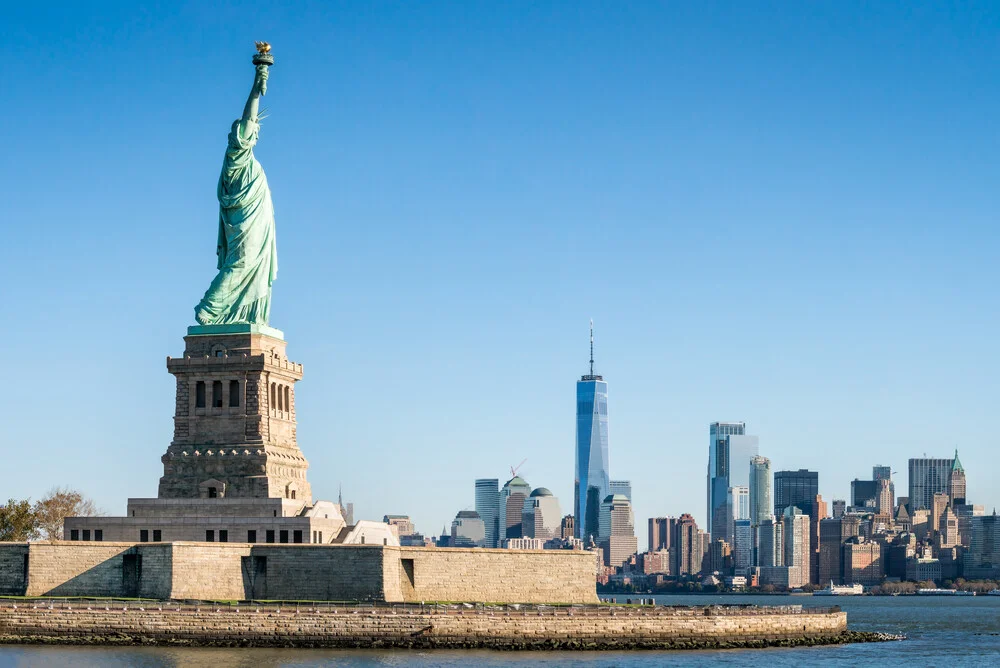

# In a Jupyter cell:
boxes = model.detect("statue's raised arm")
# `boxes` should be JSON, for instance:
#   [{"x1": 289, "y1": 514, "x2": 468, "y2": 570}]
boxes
[
  {"x1": 243, "y1": 64, "x2": 268, "y2": 122},
  {"x1": 194, "y1": 44, "x2": 278, "y2": 327}
]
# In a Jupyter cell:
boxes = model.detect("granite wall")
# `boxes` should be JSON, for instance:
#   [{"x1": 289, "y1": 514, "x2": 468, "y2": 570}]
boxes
[
  {"x1": 0, "y1": 601, "x2": 849, "y2": 649},
  {"x1": 0, "y1": 542, "x2": 598, "y2": 604}
]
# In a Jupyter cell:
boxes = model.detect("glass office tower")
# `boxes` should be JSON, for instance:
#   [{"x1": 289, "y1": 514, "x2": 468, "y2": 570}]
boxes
[
  {"x1": 575, "y1": 324, "x2": 610, "y2": 541},
  {"x1": 749, "y1": 456, "x2": 772, "y2": 525},
  {"x1": 474, "y1": 478, "x2": 500, "y2": 548},
  {"x1": 707, "y1": 422, "x2": 759, "y2": 543},
  {"x1": 773, "y1": 469, "x2": 819, "y2": 516},
  {"x1": 610, "y1": 480, "x2": 632, "y2": 502}
]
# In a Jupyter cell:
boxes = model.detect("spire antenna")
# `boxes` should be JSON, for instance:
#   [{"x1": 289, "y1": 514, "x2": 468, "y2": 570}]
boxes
[{"x1": 589, "y1": 319, "x2": 594, "y2": 377}]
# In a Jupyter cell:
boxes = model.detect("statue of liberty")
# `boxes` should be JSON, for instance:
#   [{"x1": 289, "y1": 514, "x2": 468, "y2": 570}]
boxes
[{"x1": 195, "y1": 44, "x2": 278, "y2": 326}]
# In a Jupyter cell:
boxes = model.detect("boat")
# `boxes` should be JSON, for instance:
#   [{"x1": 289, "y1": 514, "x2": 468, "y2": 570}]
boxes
[
  {"x1": 916, "y1": 588, "x2": 976, "y2": 596},
  {"x1": 987, "y1": 590, "x2": 1000, "y2": 597},
  {"x1": 813, "y1": 582, "x2": 864, "y2": 596}
]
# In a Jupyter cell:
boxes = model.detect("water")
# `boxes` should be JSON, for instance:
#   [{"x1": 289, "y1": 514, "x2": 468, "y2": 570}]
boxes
[{"x1": 1, "y1": 594, "x2": 998, "y2": 666}]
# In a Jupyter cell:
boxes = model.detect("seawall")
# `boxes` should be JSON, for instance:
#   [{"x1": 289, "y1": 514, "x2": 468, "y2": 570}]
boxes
[{"x1": 0, "y1": 600, "x2": 851, "y2": 650}]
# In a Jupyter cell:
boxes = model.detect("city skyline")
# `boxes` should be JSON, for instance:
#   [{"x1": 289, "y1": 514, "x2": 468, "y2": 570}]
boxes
[{"x1": 4, "y1": 3, "x2": 1000, "y2": 549}]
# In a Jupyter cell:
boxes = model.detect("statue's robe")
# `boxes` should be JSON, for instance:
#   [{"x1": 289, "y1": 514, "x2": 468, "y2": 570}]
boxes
[{"x1": 195, "y1": 118, "x2": 277, "y2": 325}]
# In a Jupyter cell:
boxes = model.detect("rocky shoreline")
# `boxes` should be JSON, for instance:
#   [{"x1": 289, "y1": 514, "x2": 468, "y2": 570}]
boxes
[{"x1": 0, "y1": 630, "x2": 903, "y2": 650}]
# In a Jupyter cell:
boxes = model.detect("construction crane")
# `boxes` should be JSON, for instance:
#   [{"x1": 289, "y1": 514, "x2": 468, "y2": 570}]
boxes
[{"x1": 510, "y1": 459, "x2": 527, "y2": 479}]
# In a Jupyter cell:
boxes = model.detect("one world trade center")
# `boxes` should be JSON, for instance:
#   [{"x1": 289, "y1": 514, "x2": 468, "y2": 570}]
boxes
[{"x1": 575, "y1": 322, "x2": 610, "y2": 541}]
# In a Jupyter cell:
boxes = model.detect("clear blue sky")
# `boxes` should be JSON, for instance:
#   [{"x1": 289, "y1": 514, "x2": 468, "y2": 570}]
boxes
[{"x1": 4, "y1": 2, "x2": 998, "y2": 547}]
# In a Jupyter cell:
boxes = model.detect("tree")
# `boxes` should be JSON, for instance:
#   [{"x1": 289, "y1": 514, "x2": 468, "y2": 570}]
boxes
[
  {"x1": 33, "y1": 487, "x2": 100, "y2": 541},
  {"x1": 0, "y1": 498, "x2": 39, "y2": 541}
]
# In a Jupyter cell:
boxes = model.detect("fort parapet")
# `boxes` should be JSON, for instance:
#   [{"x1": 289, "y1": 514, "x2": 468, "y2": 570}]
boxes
[{"x1": 0, "y1": 542, "x2": 599, "y2": 604}]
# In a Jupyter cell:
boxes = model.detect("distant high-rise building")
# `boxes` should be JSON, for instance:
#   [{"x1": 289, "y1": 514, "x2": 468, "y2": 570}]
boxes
[
  {"x1": 523, "y1": 488, "x2": 561, "y2": 540},
  {"x1": 773, "y1": 470, "x2": 818, "y2": 516},
  {"x1": 451, "y1": 510, "x2": 486, "y2": 547},
  {"x1": 818, "y1": 516, "x2": 861, "y2": 585},
  {"x1": 672, "y1": 513, "x2": 700, "y2": 576},
  {"x1": 875, "y1": 479, "x2": 894, "y2": 516},
  {"x1": 949, "y1": 450, "x2": 966, "y2": 506},
  {"x1": 648, "y1": 517, "x2": 675, "y2": 553},
  {"x1": 610, "y1": 480, "x2": 632, "y2": 502},
  {"x1": 911, "y1": 509, "x2": 931, "y2": 538},
  {"x1": 873, "y1": 465, "x2": 892, "y2": 481},
  {"x1": 954, "y1": 504, "x2": 985, "y2": 548},
  {"x1": 850, "y1": 479, "x2": 879, "y2": 509},
  {"x1": 383, "y1": 515, "x2": 414, "y2": 537},
  {"x1": 501, "y1": 476, "x2": 531, "y2": 539},
  {"x1": 908, "y1": 457, "x2": 955, "y2": 511},
  {"x1": 598, "y1": 494, "x2": 637, "y2": 568},
  {"x1": 783, "y1": 507, "x2": 811, "y2": 588},
  {"x1": 749, "y1": 456, "x2": 772, "y2": 525},
  {"x1": 843, "y1": 537, "x2": 883, "y2": 587},
  {"x1": 475, "y1": 478, "x2": 501, "y2": 548},
  {"x1": 726, "y1": 486, "x2": 750, "y2": 545},
  {"x1": 575, "y1": 322, "x2": 610, "y2": 541},
  {"x1": 938, "y1": 505, "x2": 960, "y2": 549},
  {"x1": 930, "y1": 492, "x2": 950, "y2": 540},
  {"x1": 966, "y1": 512, "x2": 1000, "y2": 580},
  {"x1": 807, "y1": 495, "x2": 826, "y2": 584},
  {"x1": 748, "y1": 456, "x2": 772, "y2": 568},
  {"x1": 698, "y1": 530, "x2": 713, "y2": 575},
  {"x1": 832, "y1": 500, "x2": 846, "y2": 518},
  {"x1": 732, "y1": 519, "x2": 752, "y2": 573},
  {"x1": 758, "y1": 516, "x2": 783, "y2": 568},
  {"x1": 708, "y1": 539, "x2": 733, "y2": 574},
  {"x1": 707, "y1": 422, "x2": 759, "y2": 543},
  {"x1": 560, "y1": 514, "x2": 575, "y2": 540}
]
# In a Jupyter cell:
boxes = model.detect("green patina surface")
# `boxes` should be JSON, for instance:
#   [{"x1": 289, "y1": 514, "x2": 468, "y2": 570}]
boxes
[{"x1": 194, "y1": 60, "x2": 278, "y2": 327}]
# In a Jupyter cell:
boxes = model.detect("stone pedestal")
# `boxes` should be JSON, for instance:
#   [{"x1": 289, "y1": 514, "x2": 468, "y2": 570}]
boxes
[{"x1": 159, "y1": 325, "x2": 311, "y2": 503}]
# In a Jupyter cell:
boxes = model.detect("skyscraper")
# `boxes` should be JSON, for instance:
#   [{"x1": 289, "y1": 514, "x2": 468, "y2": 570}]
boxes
[
  {"x1": 672, "y1": 513, "x2": 700, "y2": 576},
  {"x1": 598, "y1": 494, "x2": 637, "y2": 568},
  {"x1": 732, "y1": 519, "x2": 753, "y2": 573},
  {"x1": 610, "y1": 480, "x2": 632, "y2": 502},
  {"x1": 501, "y1": 476, "x2": 531, "y2": 539},
  {"x1": 832, "y1": 499, "x2": 846, "y2": 518},
  {"x1": 575, "y1": 322, "x2": 610, "y2": 540},
  {"x1": 872, "y1": 465, "x2": 892, "y2": 481},
  {"x1": 648, "y1": 517, "x2": 675, "y2": 553},
  {"x1": 949, "y1": 450, "x2": 966, "y2": 506},
  {"x1": 818, "y1": 516, "x2": 861, "y2": 584},
  {"x1": 967, "y1": 511, "x2": 1000, "y2": 579},
  {"x1": 707, "y1": 422, "x2": 759, "y2": 543},
  {"x1": 807, "y1": 495, "x2": 827, "y2": 584},
  {"x1": 773, "y1": 469, "x2": 819, "y2": 516},
  {"x1": 451, "y1": 510, "x2": 486, "y2": 547},
  {"x1": 749, "y1": 456, "x2": 772, "y2": 525},
  {"x1": 523, "y1": 488, "x2": 561, "y2": 540},
  {"x1": 908, "y1": 457, "x2": 954, "y2": 511},
  {"x1": 758, "y1": 516, "x2": 783, "y2": 568},
  {"x1": 474, "y1": 478, "x2": 500, "y2": 548},
  {"x1": 850, "y1": 479, "x2": 879, "y2": 509},
  {"x1": 560, "y1": 514, "x2": 575, "y2": 540},
  {"x1": 726, "y1": 486, "x2": 750, "y2": 545},
  {"x1": 783, "y1": 507, "x2": 811, "y2": 588},
  {"x1": 931, "y1": 492, "x2": 949, "y2": 540}
]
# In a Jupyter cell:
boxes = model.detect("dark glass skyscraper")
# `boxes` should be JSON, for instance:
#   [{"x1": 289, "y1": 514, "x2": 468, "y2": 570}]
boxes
[
  {"x1": 575, "y1": 322, "x2": 610, "y2": 541},
  {"x1": 774, "y1": 469, "x2": 819, "y2": 516}
]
